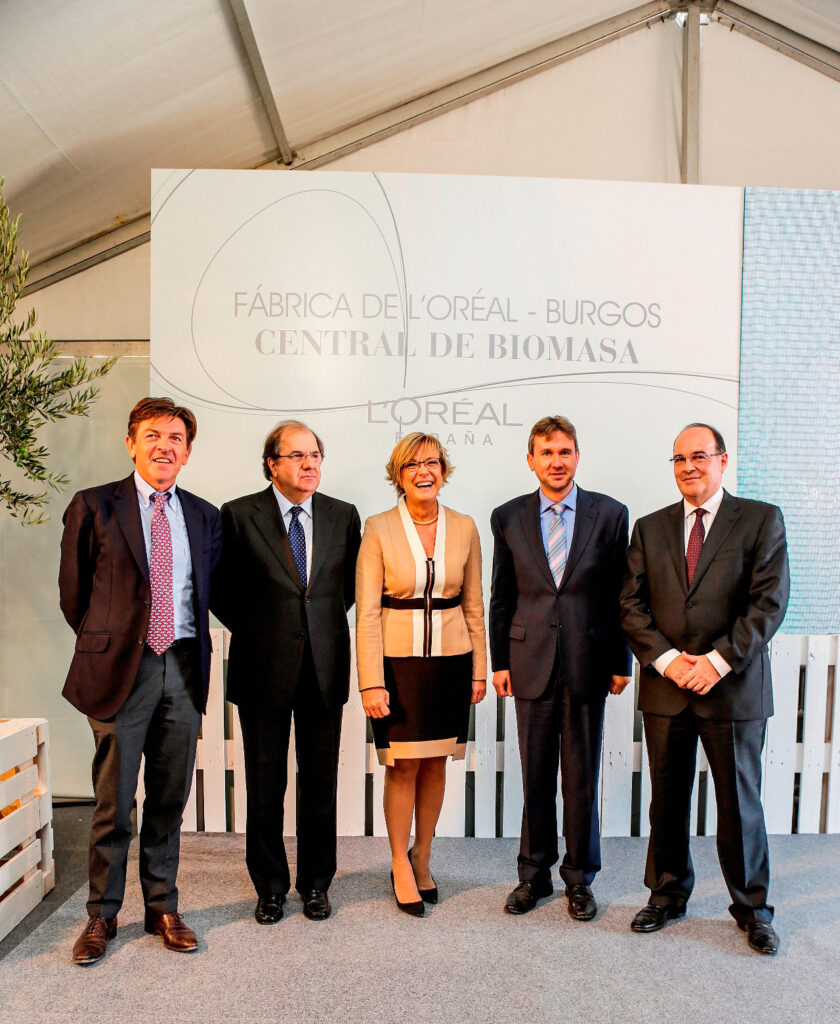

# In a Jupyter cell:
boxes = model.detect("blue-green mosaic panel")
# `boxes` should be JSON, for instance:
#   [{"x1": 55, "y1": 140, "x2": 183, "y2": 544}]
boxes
[{"x1": 739, "y1": 188, "x2": 840, "y2": 633}]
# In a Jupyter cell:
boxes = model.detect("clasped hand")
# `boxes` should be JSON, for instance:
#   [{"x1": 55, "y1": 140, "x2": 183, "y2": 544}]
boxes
[{"x1": 664, "y1": 652, "x2": 720, "y2": 694}]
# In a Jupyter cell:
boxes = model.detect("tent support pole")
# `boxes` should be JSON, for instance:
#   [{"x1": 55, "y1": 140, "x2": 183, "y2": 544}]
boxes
[
  {"x1": 714, "y1": 2, "x2": 840, "y2": 84},
  {"x1": 681, "y1": 5, "x2": 701, "y2": 184},
  {"x1": 227, "y1": 0, "x2": 295, "y2": 164}
]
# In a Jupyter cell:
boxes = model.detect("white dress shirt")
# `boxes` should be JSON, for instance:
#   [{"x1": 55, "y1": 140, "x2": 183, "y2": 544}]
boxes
[
  {"x1": 272, "y1": 486, "x2": 314, "y2": 580},
  {"x1": 653, "y1": 486, "x2": 731, "y2": 679}
]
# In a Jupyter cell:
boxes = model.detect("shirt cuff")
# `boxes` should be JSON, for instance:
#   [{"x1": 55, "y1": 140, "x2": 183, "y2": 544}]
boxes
[
  {"x1": 706, "y1": 649, "x2": 731, "y2": 679},
  {"x1": 653, "y1": 649, "x2": 681, "y2": 677}
]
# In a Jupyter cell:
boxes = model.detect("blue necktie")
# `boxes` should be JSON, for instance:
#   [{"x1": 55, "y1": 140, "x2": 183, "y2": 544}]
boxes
[
  {"x1": 547, "y1": 503, "x2": 567, "y2": 587},
  {"x1": 289, "y1": 506, "x2": 307, "y2": 587}
]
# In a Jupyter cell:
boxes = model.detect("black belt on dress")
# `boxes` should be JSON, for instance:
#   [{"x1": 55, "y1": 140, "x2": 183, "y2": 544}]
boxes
[{"x1": 381, "y1": 594, "x2": 462, "y2": 610}]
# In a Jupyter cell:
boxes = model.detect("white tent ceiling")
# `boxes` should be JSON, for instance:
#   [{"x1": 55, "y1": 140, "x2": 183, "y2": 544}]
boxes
[{"x1": 1, "y1": 0, "x2": 839, "y2": 274}]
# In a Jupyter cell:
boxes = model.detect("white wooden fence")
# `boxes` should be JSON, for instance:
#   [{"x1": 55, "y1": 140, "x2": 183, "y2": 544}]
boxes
[
  {"x1": 0, "y1": 718, "x2": 55, "y2": 941},
  {"x1": 157, "y1": 631, "x2": 839, "y2": 838}
]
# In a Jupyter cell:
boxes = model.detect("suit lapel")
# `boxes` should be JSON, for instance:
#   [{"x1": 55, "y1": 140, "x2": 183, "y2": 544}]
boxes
[
  {"x1": 664, "y1": 501, "x2": 688, "y2": 594},
  {"x1": 113, "y1": 474, "x2": 149, "y2": 580},
  {"x1": 252, "y1": 486, "x2": 304, "y2": 592},
  {"x1": 559, "y1": 487, "x2": 595, "y2": 589},
  {"x1": 308, "y1": 491, "x2": 337, "y2": 591},
  {"x1": 179, "y1": 488, "x2": 205, "y2": 604},
  {"x1": 687, "y1": 490, "x2": 740, "y2": 594},
  {"x1": 516, "y1": 491, "x2": 555, "y2": 589}
]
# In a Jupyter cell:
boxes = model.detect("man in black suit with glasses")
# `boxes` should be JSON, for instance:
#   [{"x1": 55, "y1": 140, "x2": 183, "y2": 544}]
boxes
[{"x1": 214, "y1": 420, "x2": 360, "y2": 925}]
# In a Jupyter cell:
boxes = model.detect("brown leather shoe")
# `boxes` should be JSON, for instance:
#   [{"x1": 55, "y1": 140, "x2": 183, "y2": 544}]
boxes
[
  {"x1": 72, "y1": 916, "x2": 117, "y2": 965},
  {"x1": 144, "y1": 910, "x2": 198, "y2": 952}
]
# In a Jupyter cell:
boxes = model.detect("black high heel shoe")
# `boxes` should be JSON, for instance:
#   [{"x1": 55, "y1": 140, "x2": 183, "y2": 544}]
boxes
[
  {"x1": 390, "y1": 870, "x2": 425, "y2": 917},
  {"x1": 408, "y1": 847, "x2": 438, "y2": 905}
]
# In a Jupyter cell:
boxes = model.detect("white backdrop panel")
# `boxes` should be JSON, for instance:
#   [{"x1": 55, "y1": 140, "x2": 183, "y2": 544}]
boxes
[{"x1": 151, "y1": 169, "x2": 741, "y2": 533}]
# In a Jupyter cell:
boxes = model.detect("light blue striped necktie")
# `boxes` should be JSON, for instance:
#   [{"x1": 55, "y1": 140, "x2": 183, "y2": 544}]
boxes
[{"x1": 547, "y1": 503, "x2": 567, "y2": 587}]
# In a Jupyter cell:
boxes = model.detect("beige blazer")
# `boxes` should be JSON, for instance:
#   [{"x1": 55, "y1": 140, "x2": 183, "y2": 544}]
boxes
[{"x1": 356, "y1": 499, "x2": 487, "y2": 691}]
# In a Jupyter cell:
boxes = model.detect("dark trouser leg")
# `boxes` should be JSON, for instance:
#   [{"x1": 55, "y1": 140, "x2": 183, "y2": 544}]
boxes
[
  {"x1": 514, "y1": 682, "x2": 560, "y2": 885},
  {"x1": 238, "y1": 703, "x2": 293, "y2": 898},
  {"x1": 138, "y1": 641, "x2": 201, "y2": 915},
  {"x1": 86, "y1": 644, "x2": 198, "y2": 918},
  {"x1": 87, "y1": 710, "x2": 146, "y2": 919},
  {"x1": 643, "y1": 708, "x2": 698, "y2": 908},
  {"x1": 558, "y1": 690, "x2": 605, "y2": 887},
  {"x1": 293, "y1": 661, "x2": 342, "y2": 894},
  {"x1": 697, "y1": 716, "x2": 773, "y2": 924}
]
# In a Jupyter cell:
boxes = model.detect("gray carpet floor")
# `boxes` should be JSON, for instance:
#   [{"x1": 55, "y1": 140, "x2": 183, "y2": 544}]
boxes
[{"x1": 1, "y1": 834, "x2": 838, "y2": 1024}]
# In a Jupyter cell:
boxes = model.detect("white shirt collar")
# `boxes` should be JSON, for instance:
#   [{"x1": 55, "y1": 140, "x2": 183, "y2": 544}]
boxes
[
  {"x1": 683, "y1": 485, "x2": 724, "y2": 521},
  {"x1": 272, "y1": 485, "x2": 314, "y2": 519},
  {"x1": 134, "y1": 470, "x2": 176, "y2": 507}
]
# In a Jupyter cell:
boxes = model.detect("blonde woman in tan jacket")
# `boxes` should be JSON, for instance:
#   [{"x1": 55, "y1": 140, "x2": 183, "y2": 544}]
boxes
[{"x1": 356, "y1": 433, "x2": 487, "y2": 916}]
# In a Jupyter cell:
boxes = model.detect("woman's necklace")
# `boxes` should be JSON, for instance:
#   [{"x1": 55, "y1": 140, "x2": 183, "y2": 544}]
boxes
[{"x1": 408, "y1": 500, "x2": 439, "y2": 526}]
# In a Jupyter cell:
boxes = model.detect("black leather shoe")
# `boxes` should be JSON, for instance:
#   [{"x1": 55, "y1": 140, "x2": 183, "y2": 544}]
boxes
[
  {"x1": 739, "y1": 920, "x2": 779, "y2": 955},
  {"x1": 301, "y1": 889, "x2": 331, "y2": 921},
  {"x1": 255, "y1": 894, "x2": 286, "y2": 924},
  {"x1": 504, "y1": 879, "x2": 553, "y2": 915},
  {"x1": 391, "y1": 871, "x2": 425, "y2": 917},
  {"x1": 565, "y1": 883, "x2": 597, "y2": 921},
  {"x1": 72, "y1": 916, "x2": 117, "y2": 965},
  {"x1": 630, "y1": 903, "x2": 686, "y2": 932},
  {"x1": 408, "y1": 847, "x2": 438, "y2": 904}
]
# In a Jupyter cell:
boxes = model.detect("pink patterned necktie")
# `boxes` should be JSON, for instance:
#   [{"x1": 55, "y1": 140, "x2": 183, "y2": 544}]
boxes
[
  {"x1": 686, "y1": 508, "x2": 706, "y2": 586},
  {"x1": 146, "y1": 491, "x2": 175, "y2": 655}
]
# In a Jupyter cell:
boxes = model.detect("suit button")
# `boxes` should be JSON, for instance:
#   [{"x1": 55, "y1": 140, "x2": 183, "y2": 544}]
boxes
[
  {"x1": 305, "y1": 597, "x2": 311, "y2": 604},
  {"x1": 144, "y1": 600, "x2": 151, "y2": 608},
  {"x1": 137, "y1": 638, "x2": 144, "y2": 645},
  {"x1": 549, "y1": 623, "x2": 556, "y2": 629},
  {"x1": 686, "y1": 600, "x2": 694, "y2": 608}
]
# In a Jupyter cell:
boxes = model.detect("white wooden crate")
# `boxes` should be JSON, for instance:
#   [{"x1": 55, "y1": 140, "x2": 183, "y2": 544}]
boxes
[
  {"x1": 169, "y1": 631, "x2": 839, "y2": 839},
  {"x1": 0, "y1": 718, "x2": 55, "y2": 942}
]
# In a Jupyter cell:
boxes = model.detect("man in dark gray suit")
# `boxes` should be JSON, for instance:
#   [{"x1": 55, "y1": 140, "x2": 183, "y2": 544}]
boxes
[
  {"x1": 213, "y1": 421, "x2": 360, "y2": 924},
  {"x1": 490, "y1": 416, "x2": 631, "y2": 920},
  {"x1": 620, "y1": 423, "x2": 789, "y2": 955}
]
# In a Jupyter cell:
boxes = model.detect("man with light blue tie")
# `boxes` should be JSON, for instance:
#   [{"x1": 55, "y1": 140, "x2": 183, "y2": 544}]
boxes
[
  {"x1": 489, "y1": 416, "x2": 631, "y2": 920},
  {"x1": 213, "y1": 421, "x2": 360, "y2": 925}
]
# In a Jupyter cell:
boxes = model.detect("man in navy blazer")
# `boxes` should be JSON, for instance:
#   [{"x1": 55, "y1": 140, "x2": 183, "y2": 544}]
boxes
[
  {"x1": 490, "y1": 416, "x2": 631, "y2": 920},
  {"x1": 620, "y1": 423, "x2": 789, "y2": 955},
  {"x1": 59, "y1": 397, "x2": 221, "y2": 964}
]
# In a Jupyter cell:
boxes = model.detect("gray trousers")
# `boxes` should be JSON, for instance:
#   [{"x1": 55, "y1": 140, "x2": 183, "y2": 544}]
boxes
[
  {"x1": 643, "y1": 707, "x2": 772, "y2": 924},
  {"x1": 86, "y1": 640, "x2": 201, "y2": 918}
]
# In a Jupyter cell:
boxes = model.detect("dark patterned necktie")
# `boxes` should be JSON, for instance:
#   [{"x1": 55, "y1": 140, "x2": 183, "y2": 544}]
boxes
[
  {"x1": 147, "y1": 491, "x2": 175, "y2": 654},
  {"x1": 289, "y1": 506, "x2": 307, "y2": 587},
  {"x1": 686, "y1": 508, "x2": 706, "y2": 585}
]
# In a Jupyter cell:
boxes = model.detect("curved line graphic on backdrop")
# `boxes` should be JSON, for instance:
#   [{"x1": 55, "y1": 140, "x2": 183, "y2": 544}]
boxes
[
  {"x1": 372, "y1": 172, "x2": 410, "y2": 387},
  {"x1": 148, "y1": 366, "x2": 739, "y2": 416},
  {"x1": 179, "y1": 186, "x2": 408, "y2": 409},
  {"x1": 151, "y1": 169, "x2": 196, "y2": 225}
]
